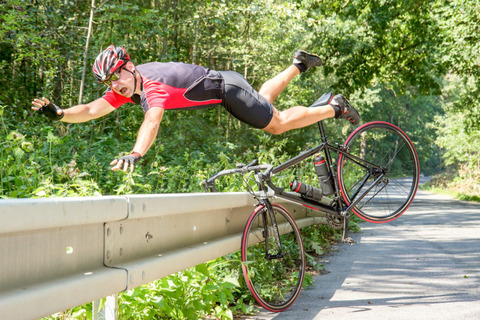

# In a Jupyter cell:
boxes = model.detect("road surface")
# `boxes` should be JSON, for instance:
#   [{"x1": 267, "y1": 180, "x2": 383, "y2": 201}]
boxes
[{"x1": 248, "y1": 183, "x2": 480, "y2": 319}]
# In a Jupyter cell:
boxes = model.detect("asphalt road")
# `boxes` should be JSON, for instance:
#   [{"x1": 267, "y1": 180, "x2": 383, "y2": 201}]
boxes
[{"x1": 248, "y1": 182, "x2": 480, "y2": 320}]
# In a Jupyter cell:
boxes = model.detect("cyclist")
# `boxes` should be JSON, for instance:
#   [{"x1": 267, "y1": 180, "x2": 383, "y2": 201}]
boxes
[{"x1": 32, "y1": 45, "x2": 359, "y2": 172}]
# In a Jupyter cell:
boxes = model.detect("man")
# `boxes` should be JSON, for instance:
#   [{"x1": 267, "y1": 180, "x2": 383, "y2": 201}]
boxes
[{"x1": 32, "y1": 45, "x2": 359, "y2": 172}]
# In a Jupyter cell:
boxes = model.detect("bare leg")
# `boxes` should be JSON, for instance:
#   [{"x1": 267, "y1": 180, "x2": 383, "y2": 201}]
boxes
[
  {"x1": 258, "y1": 63, "x2": 336, "y2": 134},
  {"x1": 258, "y1": 65, "x2": 300, "y2": 103},
  {"x1": 263, "y1": 105, "x2": 335, "y2": 135}
]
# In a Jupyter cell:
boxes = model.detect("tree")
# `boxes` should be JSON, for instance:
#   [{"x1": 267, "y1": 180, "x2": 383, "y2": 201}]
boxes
[{"x1": 78, "y1": 0, "x2": 96, "y2": 104}]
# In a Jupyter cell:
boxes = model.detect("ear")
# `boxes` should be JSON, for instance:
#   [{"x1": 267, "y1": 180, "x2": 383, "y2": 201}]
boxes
[{"x1": 125, "y1": 61, "x2": 136, "y2": 71}]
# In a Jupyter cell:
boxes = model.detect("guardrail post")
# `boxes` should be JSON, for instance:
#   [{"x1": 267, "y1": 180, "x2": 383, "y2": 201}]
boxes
[{"x1": 93, "y1": 295, "x2": 118, "y2": 320}]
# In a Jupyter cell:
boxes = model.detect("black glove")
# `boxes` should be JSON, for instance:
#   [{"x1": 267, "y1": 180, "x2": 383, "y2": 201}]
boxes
[
  {"x1": 118, "y1": 152, "x2": 142, "y2": 165},
  {"x1": 38, "y1": 102, "x2": 64, "y2": 121},
  {"x1": 117, "y1": 152, "x2": 142, "y2": 166}
]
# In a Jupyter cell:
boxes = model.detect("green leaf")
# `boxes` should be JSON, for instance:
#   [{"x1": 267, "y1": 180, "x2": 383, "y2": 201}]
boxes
[{"x1": 195, "y1": 263, "x2": 210, "y2": 277}]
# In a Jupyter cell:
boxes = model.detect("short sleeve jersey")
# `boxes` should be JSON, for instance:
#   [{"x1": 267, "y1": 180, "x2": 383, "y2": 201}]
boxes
[{"x1": 101, "y1": 62, "x2": 224, "y2": 113}]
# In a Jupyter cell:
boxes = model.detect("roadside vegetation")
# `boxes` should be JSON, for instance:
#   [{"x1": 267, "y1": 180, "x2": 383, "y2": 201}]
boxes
[{"x1": 422, "y1": 169, "x2": 480, "y2": 203}]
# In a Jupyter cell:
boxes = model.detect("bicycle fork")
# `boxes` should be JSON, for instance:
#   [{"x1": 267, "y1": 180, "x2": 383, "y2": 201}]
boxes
[
  {"x1": 252, "y1": 170, "x2": 285, "y2": 260},
  {"x1": 261, "y1": 201, "x2": 286, "y2": 260}
]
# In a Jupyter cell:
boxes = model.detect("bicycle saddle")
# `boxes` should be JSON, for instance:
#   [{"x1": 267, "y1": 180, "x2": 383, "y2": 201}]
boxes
[{"x1": 308, "y1": 92, "x2": 333, "y2": 108}]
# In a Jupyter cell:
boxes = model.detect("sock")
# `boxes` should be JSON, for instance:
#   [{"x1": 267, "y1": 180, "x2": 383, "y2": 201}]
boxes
[
  {"x1": 293, "y1": 62, "x2": 307, "y2": 73},
  {"x1": 332, "y1": 105, "x2": 342, "y2": 118}
]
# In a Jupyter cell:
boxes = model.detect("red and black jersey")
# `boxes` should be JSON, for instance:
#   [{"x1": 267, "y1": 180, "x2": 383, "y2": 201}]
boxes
[
  {"x1": 102, "y1": 62, "x2": 224, "y2": 112},
  {"x1": 101, "y1": 62, "x2": 274, "y2": 129}
]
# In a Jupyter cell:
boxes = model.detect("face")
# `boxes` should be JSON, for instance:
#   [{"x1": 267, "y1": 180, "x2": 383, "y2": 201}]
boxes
[{"x1": 106, "y1": 66, "x2": 135, "y2": 97}]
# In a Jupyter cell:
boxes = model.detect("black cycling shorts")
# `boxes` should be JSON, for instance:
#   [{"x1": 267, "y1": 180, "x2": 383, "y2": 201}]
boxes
[{"x1": 219, "y1": 71, "x2": 274, "y2": 129}]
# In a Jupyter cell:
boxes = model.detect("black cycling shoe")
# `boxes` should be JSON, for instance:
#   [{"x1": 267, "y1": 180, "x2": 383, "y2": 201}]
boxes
[
  {"x1": 293, "y1": 50, "x2": 323, "y2": 73},
  {"x1": 331, "y1": 94, "x2": 360, "y2": 125}
]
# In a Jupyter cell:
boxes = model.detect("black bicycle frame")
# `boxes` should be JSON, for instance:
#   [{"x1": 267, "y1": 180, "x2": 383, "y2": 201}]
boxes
[
  {"x1": 262, "y1": 121, "x2": 384, "y2": 218},
  {"x1": 204, "y1": 120, "x2": 387, "y2": 221}
]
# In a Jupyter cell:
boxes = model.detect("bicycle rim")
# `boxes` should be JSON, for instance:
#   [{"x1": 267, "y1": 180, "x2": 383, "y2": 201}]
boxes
[
  {"x1": 338, "y1": 121, "x2": 420, "y2": 223},
  {"x1": 241, "y1": 203, "x2": 305, "y2": 312}
]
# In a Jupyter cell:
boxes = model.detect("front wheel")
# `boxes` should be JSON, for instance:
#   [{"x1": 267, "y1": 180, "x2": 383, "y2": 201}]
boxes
[
  {"x1": 337, "y1": 121, "x2": 420, "y2": 223},
  {"x1": 241, "y1": 203, "x2": 305, "y2": 312}
]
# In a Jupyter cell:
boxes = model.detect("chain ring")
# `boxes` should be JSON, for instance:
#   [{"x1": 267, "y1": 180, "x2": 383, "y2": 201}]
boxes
[{"x1": 326, "y1": 214, "x2": 345, "y2": 230}]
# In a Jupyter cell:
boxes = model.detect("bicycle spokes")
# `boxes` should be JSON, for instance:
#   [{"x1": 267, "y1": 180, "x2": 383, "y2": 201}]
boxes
[
  {"x1": 338, "y1": 122, "x2": 420, "y2": 223},
  {"x1": 241, "y1": 204, "x2": 305, "y2": 312}
]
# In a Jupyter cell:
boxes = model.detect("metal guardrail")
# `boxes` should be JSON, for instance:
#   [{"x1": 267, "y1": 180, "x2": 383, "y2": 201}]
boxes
[{"x1": 0, "y1": 193, "x2": 326, "y2": 319}]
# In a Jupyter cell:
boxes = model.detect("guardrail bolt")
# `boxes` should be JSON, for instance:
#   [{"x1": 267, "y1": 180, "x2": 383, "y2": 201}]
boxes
[{"x1": 145, "y1": 232, "x2": 153, "y2": 242}]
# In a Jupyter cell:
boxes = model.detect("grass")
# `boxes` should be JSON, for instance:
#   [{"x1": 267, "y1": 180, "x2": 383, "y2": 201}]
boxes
[{"x1": 420, "y1": 170, "x2": 480, "y2": 203}]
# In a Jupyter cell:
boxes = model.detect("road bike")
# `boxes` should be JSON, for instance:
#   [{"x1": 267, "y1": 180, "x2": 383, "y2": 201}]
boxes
[{"x1": 202, "y1": 92, "x2": 420, "y2": 312}]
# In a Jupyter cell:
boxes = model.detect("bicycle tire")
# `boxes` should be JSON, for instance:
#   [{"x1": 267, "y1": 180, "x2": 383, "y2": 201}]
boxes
[
  {"x1": 241, "y1": 203, "x2": 305, "y2": 312},
  {"x1": 337, "y1": 121, "x2": 420, "y2": 223}
]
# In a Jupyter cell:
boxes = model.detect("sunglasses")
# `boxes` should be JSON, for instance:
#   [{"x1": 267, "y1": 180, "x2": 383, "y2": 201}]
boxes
[{"x1": 103, "y1": 69, "x2": 122, "y2": 86}]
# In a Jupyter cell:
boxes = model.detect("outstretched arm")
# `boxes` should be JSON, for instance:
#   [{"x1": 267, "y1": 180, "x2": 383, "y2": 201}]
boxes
[
  {"x1": 110, "y1": 107, "x2": 165, "y2": 172},
  {"x1": 32, "y1": 97, "x2": 115, "y2": 123}
]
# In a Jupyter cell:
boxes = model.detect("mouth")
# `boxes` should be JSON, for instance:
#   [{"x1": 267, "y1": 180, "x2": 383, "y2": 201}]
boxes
[{"x1": 120, "y1": 87, "x2": 127, "y2": 95}]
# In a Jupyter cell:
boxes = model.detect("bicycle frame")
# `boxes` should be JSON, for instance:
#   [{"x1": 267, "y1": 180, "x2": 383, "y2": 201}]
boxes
[
  {"x1": 203, "y1": 120, "x2": 389, "y2": 235},
  {"x1": 264, "y1": 121, "x2": 383, "y2": 217}
]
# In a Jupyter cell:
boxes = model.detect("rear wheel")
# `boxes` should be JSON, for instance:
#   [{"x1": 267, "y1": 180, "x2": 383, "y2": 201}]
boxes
[
  {"x1": 241, "y1": 203, "x2": 305, "y2": 312},
  {"x1": 337, "y1": 121, "x2": 420, "y2": 223}
]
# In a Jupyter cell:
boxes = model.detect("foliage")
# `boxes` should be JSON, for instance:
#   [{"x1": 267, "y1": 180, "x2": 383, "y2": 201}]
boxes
[
  {"x1": 425, "y1": 75, "x2": 480, "y2": 198},
  {"x1": 2, "y1": 0, "x2": 466, "y2": 198},
  {"x1": 421, "y1": 170, "x2": 480, "y2": 203},
  {"x1": 309, "y1": 0, "x2": 446, "y2": 96},
  {"x1": 117, "y1": 259, "x2": 249, "y2": 320}
]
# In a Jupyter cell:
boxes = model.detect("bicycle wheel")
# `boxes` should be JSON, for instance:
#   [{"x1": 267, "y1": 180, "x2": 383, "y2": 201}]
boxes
[
  {"x1": 241, "y1": 203, "x2": 305, "y2": 312},
  {"x1": 337, "y1": 121, "x2": 420, "y2": 223}
]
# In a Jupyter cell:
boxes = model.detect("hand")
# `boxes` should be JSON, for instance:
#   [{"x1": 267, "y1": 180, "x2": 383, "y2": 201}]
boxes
[
  {"x1": 32, "y1": 97, "x2": 64, "y2": 120},
  {"x1": 110, "y1": 152, "x2": 142, "y2": 172}
]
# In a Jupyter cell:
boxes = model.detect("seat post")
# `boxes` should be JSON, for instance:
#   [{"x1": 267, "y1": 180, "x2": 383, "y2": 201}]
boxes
[{"x1": 317, "y1": 121, "x2": 328, "y2": 143}]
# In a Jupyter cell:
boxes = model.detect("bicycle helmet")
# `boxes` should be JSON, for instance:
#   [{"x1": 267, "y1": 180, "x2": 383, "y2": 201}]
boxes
[{"x1": 92, "y1": 45, "x2": 130, "y2": 83}]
